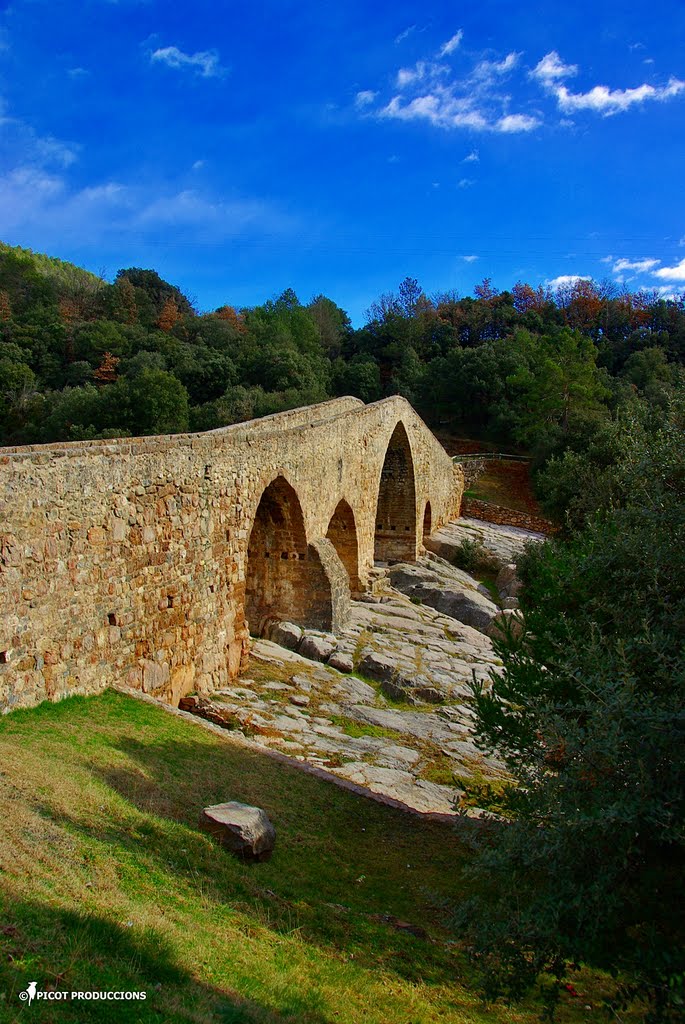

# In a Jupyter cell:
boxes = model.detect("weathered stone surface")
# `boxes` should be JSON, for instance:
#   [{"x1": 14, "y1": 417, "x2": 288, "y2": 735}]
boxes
[
  {"x1": 487, "y1": 609, "x2": 524, "y2": 641},
  {"x1": 0, "y1": 396, "x2": 463, "y2": 713},
  {"x1": 357, "y1": 651, "x2": 397, "y2": 683},
  {"x1": 269, "y1": 621, "x2": 303, "y2": 650},
  {"x1": 298, "y1": 634, "x2": 336, "y2": 662},
  {"x1": 428, "y1": 518, "x2": 544, "y2": 569},
  {"x1": 199, "y1": 801, "x2": 276, "y2": 861},
  {"x1": 326, "y1": 650, "x2": 354, "y2": 673},
  {"x1": 496, "y1": 563, "x2": 522, "y2": 600}
]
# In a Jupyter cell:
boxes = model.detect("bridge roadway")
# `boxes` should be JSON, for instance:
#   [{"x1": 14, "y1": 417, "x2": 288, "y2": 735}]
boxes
[{"x1": 0, "y1": 396, "x2": 463, "y2": 711}]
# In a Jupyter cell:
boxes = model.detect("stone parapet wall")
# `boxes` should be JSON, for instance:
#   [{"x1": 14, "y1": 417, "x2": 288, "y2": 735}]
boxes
[
  {"x1": 0, "y1": 396, "x2": 463, "y2": 714},
  {"x1": 460, "y1": 497, "x2": 554, "y2": 535}
]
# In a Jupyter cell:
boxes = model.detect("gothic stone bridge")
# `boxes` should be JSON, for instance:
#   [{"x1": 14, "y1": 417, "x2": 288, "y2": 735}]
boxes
[{"x1": 0, "y1": 396, "x2": 463, "y2": 712}]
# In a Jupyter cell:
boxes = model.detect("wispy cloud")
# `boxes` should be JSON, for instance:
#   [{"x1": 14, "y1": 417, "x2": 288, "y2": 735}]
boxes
[
  {"x1": 439, "y1": 30, "x2": 463, "y2": 58},
  {"x1": 612, "y1": 257, "x2": 660, "y2": 274},
  {"x1": 0, "y1": 163, "x2": 291, "y2": 247},
  {"x1": 473, "y1": 52, "x2": 520, "y2": 79},
  {"x1": 371, "y1": 37, "x2": 538, "y2": 135},
  {"x1": 355, "y1": 89, "x2": 377, "y2": 108},
  {"x1": 0, "y1": 108, "x2": 78, "y2": 168},
  {"x1": 653, "y1": 258, "x2": 685, "y2": 282},
  {"x1": 463, "y1": 149, "x2": 479, "y2": 162},
  {"x1": 458, "y1": 178, "x2": 474, "y2": 188},
  {"x1": 462, "y1": 254, "x2": 478, "y2": 262},
  {"x1": 532, "y1": 50, "x2": 684, "y2": 116},
  {"x1": 555, "y1": 77, "x2": 684, "y2": 115},
  {"x1": 395, "y1": 25, "x2": 416, "y2": 45},
  {"x1": 150, "y1": 45, "x2": 226, "y2": 79}
]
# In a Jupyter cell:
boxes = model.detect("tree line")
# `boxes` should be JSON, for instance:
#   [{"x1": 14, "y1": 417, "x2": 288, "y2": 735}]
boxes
[{"x1": 3, "y1": 240, "x2": 684, "y2": 526}]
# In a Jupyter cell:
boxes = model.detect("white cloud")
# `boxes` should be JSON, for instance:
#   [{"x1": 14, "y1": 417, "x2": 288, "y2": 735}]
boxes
[
  {"x1": 380, "y1": 90, "x2": 487, "y2": 130},
  {"x1": 531, "y1": 51, "x2": 578, "y2": 83},
  {"x1": 439, "y1": 30, "x2": 463, "y2": 57},
  {"x1": 395, "y1": 25, "x2": 416, "y2": 45},
  {"x1": 463, "y1": 149, "x2": 479, "y2": 162},
  {"x1": 0, "y1": 166, "x2": 289, "y2": 248},
  {"x1": 458, "y1": 178, "x2": 474, "y2": 188},
  {"x1": 495, "y1": 113, "x2": 540, "y2": 133},
  {"x1": 191, "y1": 159, "x2": 205, "y2": 170},
  {"x1": 151, "y1": 45, "x2": 225, "y2": 78},
  {"x1": 395, "y1": 61, "x2": 447, "y2": 89},
  {"x1": 355, "y1": 89, "x2": 377, "y2": 108},
  {"x1": 653, "y1": 258, "x2": 685, "y2": 281},
  {"x1": 612, "y1": 257, "x2": 660, "y2": 274},
  {"x1": 0, "y1": 106, "x2": 78, "y2": 168},
  {"x1": 547, "y1": 274, "x2": 592, "y2": 289},
  {"x1": 67, "y1": 67, "x2": 90, "y2": 79},
  {"x1": 653, "y1": 285, "x2": 681, "y2": 299},
  {"x1": 474, "y1": 52, "x2": 520, "y2": 79},
  {"x1": 555, "y1": 76, "x2": 685, "y2": 115},
  {"x1": 462, "y1": 254, "x2": 478, "y2": 262},
  {"x1": 366, "y1": 41, "x2": 538, "y2": 134}
]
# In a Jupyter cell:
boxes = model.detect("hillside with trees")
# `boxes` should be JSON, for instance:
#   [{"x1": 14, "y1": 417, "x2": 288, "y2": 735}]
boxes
[{"x1": 1, "y1": 244, "x2": 683, "y2": 509}]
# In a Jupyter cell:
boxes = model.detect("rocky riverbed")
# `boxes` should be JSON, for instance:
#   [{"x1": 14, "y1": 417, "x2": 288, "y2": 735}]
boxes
[{"x1": 184, "y1": 518, "x2": 544, "y2": 817}]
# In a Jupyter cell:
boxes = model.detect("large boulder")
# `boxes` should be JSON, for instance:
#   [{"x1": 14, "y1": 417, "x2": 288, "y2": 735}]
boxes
[
  {"x1": 496, "y1": 563, "x2": 522, "y2": 600},
  {"x1": 199, "y1": 801, "x2": 276, "y2": 861},
  {"x1": 268, "y1": 621, "x2": 303, "y2": 650},
  {"x1": 407, "y1": 583, "x2": 498, "y2": 634},
  {"x1": 299, "y1": 633, "x2": 336, "y2": 662}
]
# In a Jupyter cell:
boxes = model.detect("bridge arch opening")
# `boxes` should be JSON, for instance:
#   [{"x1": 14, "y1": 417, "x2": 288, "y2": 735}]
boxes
[
  {"x1": 423, "y1": 501, "x2": 432, "y2": 540},
  {"x1": 244, "y1": 476, "x2": 333, "y2": 635},
  {"x1": 326, "y1": 499, "x2": 360, "y2": 593},
  {"x1": 374, "y1": 422, "x2": 417, "y2": 564}
]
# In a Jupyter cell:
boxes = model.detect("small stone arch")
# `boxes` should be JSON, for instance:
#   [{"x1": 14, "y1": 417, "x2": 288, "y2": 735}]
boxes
[
  {"x1": 423, "y1": 501, "x2": 432, "y2": 540},
  {"x1": 244, "y1": 476, "x2": 336, "y2": 635},
  {"x1": 326, "y1": 499, "x2": 361, "y2": 593},
  {"x1": 374, "y1": 421, "x2": 417, "y2": 563}
]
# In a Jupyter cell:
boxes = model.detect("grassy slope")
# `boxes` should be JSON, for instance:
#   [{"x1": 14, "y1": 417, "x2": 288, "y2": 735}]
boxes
[{"x1": 0, "y1": 692, "x2": 612, "y2": 1023}]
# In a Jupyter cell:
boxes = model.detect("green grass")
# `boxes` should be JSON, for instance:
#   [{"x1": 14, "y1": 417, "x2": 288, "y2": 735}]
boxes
[
  {"x1": 0, "y1": 692, "x2": 628, "y2": 1023},
  {"x1": 328, "y1": 713, "x2": 400, "y2": 740}
]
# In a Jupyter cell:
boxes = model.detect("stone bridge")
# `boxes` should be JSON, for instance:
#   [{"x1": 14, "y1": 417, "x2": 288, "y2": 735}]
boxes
[{"x1": 0, "y1": 396, "x2": 463, "y2": 712}]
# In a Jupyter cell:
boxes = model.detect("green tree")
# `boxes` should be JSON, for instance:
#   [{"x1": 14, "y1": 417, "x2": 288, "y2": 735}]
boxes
[
  {"x1": 507, "y1": 328, "x2": 609, "y2": 445},
  {"x1": 459, "y1": 408, "x2": 685, "y2": 1021},
  {"x1": 125, "y1": 369, "x2": 189, "y2": 435}
]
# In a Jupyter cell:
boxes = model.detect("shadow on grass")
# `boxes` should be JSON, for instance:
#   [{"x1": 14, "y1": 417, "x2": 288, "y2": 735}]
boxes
[
  {"x1": 0, "y1": 895, "x2": 328, "y2": 1023},
  {"x1": 66, "y1": 732, "x2": 465, "y2": 990}
]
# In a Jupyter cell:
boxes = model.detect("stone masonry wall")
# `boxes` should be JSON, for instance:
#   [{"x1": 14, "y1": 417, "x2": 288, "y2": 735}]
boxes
[
  {"x1": 0, "y1": 397, "x2": 463, "y2": 713},
  {"x1": 460, "y1": 497, "x2": 555, "y2": 534}
]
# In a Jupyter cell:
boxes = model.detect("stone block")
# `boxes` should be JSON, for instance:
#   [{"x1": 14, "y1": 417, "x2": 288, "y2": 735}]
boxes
[{"x1": 199, "y1": 802, "x2": 276, "y2": 861}]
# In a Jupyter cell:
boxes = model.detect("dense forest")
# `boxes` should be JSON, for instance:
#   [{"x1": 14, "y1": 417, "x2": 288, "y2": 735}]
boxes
[{"x1": 1, "y1": 240, "x2": 683, "y2": 524}]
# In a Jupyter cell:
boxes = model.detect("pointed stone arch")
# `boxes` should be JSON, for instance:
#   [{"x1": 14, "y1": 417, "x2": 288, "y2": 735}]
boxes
[
  {"x1": 374, "y1": 422, "x2": 417, "y2": 563},
  {"x1": 423, "y1": 501, "x2": 432, "y2": 540},
  {"x1": 326, "y1": 498, "x2": 361, "y2": 593},
  {"x1": 244, "y1": 476, "x2": 336, "y2": 635}
]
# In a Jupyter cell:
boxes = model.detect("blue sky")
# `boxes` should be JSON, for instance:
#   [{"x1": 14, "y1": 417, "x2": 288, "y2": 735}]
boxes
[{"x1": 1, "y1": 0, "x2": 684, "y2": 324}]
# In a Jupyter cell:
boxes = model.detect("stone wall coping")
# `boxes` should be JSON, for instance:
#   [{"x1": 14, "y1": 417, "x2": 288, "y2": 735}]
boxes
[{"x1": 0, "y1": 394, "x2": 448, "y2": 466}]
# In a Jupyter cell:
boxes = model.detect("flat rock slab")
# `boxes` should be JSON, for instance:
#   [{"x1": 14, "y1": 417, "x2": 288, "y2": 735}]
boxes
[
  {"x1": 427, "y1": 517, "x2": 544, "y2": 568},
  {"x1": 199, "y1": 801, "x2": 276, "y2": 861}
]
